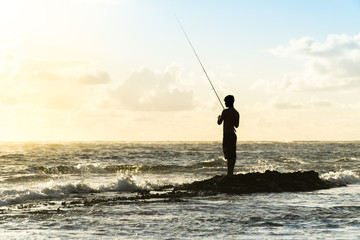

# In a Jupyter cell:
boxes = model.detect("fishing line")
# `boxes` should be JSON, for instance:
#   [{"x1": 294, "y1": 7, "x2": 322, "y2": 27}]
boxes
[{"x1": 175, "y1": 15, "x2": 225, "y2": 110}]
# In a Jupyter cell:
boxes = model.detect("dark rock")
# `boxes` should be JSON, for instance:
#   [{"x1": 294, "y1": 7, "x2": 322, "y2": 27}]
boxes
[{"x1": 176, "y1": 170, "x2": 344, "y2": 194}]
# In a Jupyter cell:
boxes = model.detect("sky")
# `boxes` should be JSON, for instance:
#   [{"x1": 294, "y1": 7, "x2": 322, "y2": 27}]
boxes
[{"x1": 0, "y1": 0, "x2": 360, "y2": 141}]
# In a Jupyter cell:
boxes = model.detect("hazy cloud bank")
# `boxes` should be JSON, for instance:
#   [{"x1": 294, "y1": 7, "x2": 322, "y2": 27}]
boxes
[
  {"x1": 0, "y1": 54, "x2": 197, "y2": 113},
  {"x1": 270, "y1": 98, "x2": 332, "y2": 110},
  {"x1": 267, "y1": 33, "x2": 360, "y2": 92},
  {"x1": 111, "y1": 66, "x2": 195, "y2": 111},
  {"x1": 78, "y1": 71, "x2": 111, "y2": 85}
]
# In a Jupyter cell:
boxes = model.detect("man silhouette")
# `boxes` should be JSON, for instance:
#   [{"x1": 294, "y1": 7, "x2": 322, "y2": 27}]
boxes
[{"x1": 217, "y1": 95, "x2": 240, "y2": 176}]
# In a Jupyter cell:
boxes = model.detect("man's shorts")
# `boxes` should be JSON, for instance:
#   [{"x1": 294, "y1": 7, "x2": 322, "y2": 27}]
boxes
[{"x1": 223, "y1": 132, "x2": 237, "y2": 160}]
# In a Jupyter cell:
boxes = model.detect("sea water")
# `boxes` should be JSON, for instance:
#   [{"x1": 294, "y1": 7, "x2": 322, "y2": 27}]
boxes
[{"x1": 0, "y1": 142, "x2": 360, "y2": 239}]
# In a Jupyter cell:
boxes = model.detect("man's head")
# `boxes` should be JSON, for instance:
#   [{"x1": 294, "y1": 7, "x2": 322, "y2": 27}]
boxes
[{"x1": 224, "y1": 95, "x2": 235, "y2": 108}]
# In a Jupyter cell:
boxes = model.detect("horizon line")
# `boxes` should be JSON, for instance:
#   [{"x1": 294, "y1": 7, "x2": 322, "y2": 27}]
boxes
[{"x1": 0, "y1": 140, "x2": 359, "y2": 144}]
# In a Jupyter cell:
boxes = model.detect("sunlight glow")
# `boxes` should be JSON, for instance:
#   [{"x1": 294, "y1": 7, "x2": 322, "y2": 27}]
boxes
[{"x1": 0, "y1": 0, "x2": 359, "y2": 141}]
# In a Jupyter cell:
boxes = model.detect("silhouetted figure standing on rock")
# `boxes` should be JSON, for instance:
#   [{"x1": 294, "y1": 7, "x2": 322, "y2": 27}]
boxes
[{"x1": 217, "y1": 95, "x2": 240, "y2": 176}]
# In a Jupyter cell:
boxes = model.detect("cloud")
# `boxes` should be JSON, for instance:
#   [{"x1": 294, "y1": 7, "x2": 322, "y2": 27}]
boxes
[
  {"x1": 267, "y1": 33, "x2": 360, "y2": 92},
  {"x1": 0, "y1": 35, "x2": 20, "y2": 53},
  {"x1": 111, "y1": 66, "x2": 195, "y2": 111},
  {"x1": 272, "y1": 99, "x2": 303, "y2": 110},
  {"x1": 0, "y1": 54, "x2": 17, "y2": 82},
  {"x1": 261, "y1": 73, "x2": 360, "y2": 93},
  {"x1": 0, "y1": 94, "x2": 18, "y2": 106},
  {"x1": 310, "y1": 99, "x2": 332, "y2": 108},
  {"x1": 270, "y1": 34, "x2": 360, "y2": 58},
  {"x1": 0, "y1": 56, "x2": 108, "y2": 110},
  {"x1": 270, "y1": 98, "x2": 332, "y2": 110},
  {"x1": 20, "y1": 58, "x2": 89, "y2": 72},
  {"x1": 78, "y1": 71, "x2": 111, "y2": 85},
  {"x1": 33, "y1": 71, "x2": 62, "y2": 81}
]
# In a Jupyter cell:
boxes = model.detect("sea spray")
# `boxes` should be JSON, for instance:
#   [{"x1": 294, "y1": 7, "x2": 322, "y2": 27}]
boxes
[
  {"x1": 321, "y1": 170, "x2": 360, "y2": 184},
  {"x1": 0, "y1": 176, "x2": 144, "y2": 206}
]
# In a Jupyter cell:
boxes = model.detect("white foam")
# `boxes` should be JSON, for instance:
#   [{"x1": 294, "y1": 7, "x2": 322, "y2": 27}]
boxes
[
  {"x1": 101, "y1": 177, "x2": 142, "y2": 192},
  {"x1": 249, "y1": 159, "x2": 275, "y2": 173},
  {"x1": 0, "y1": 176, "x2": 143, "y2": 206},
  {"x1": 193, "y1": 157, "x2": 227, "y2": 168},
  {"x1": 321, "y1": 170, "x2": 360, "y2": 184}
]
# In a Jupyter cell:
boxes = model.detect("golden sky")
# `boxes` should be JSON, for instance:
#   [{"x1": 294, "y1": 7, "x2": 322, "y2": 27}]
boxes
[{"x1": 0, "y1": 0, "x2": 359, "y2": 141}]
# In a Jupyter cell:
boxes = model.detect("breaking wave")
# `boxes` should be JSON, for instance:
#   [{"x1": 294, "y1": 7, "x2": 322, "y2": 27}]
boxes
[
  {"x1": 24, "y1": 157, "x2": 227, "y2": 176},
  {"x1": 0, "y1": 177, "x2": 142, "y2": 206},
  {"x1": 321, "y1": 170, "x2": 360, "y2": 184}
]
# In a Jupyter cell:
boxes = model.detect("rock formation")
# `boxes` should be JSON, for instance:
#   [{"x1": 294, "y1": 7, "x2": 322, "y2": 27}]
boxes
[{"x1": 176, "y1": 170, "x2": 344, "y2": 194}]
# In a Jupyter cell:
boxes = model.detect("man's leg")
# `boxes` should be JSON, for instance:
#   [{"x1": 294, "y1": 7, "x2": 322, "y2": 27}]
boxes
[
  {"x1": 227, "y1": 157, "x2": 236, "y2": 176},
  {"x1": 224, "y1": 133, "x2": 237, "y2": 176}
]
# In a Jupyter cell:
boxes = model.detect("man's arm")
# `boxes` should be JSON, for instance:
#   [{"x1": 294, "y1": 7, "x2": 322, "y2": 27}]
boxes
[{"x1": 217, "y1": 112, "x2": 224, "y2": 125}]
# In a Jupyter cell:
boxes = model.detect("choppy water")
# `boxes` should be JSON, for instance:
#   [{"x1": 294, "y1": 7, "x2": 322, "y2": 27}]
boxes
[{"x1": 1, "y1": 141, "x2": 360, "y2": 239}]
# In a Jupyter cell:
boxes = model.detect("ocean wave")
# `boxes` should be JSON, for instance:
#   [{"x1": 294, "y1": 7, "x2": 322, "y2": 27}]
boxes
[
  {"x1": 335, "y1": 157, "x2": 358, "y2": 163},
  {"x1": 0, "y1": 177, "x2": 142, "y2": 206},
  {"x1": 321, "y1": 170, "x2": 360, "y2": 184},
  {"x1": 27, "y1": 158, "x2": 227, "y2": 176},
  {"x1": 274, "y1": 157, "x2": 305, "y2": 164},
  {"x1": 3, "y1": 174, "x2": 52, "y2": 183},
  {"x1": 191, "y1": 157, "x2": 226, "y2": 168},
  {"x1": 31, "y1": 164, "x2": 110, "y2": 175},
  {"x1": 29, "y1": 164, "x2": 180, "y2": 175}
]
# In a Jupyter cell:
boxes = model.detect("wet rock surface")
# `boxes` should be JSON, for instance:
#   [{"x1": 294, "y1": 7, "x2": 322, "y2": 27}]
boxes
[{"x1": 176, "y1": 170, "x2": 344, "y2": 194}]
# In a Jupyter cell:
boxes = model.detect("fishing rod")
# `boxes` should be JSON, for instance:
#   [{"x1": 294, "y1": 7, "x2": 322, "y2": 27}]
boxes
[{"x1": 176, "y1": 16, "x2": 225, "y2": 110}]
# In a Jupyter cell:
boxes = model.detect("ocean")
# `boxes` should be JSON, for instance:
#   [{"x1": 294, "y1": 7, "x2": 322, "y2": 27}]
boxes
[{"x1": 0, "y1": 141, "x2": 360, "y2": 239}]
